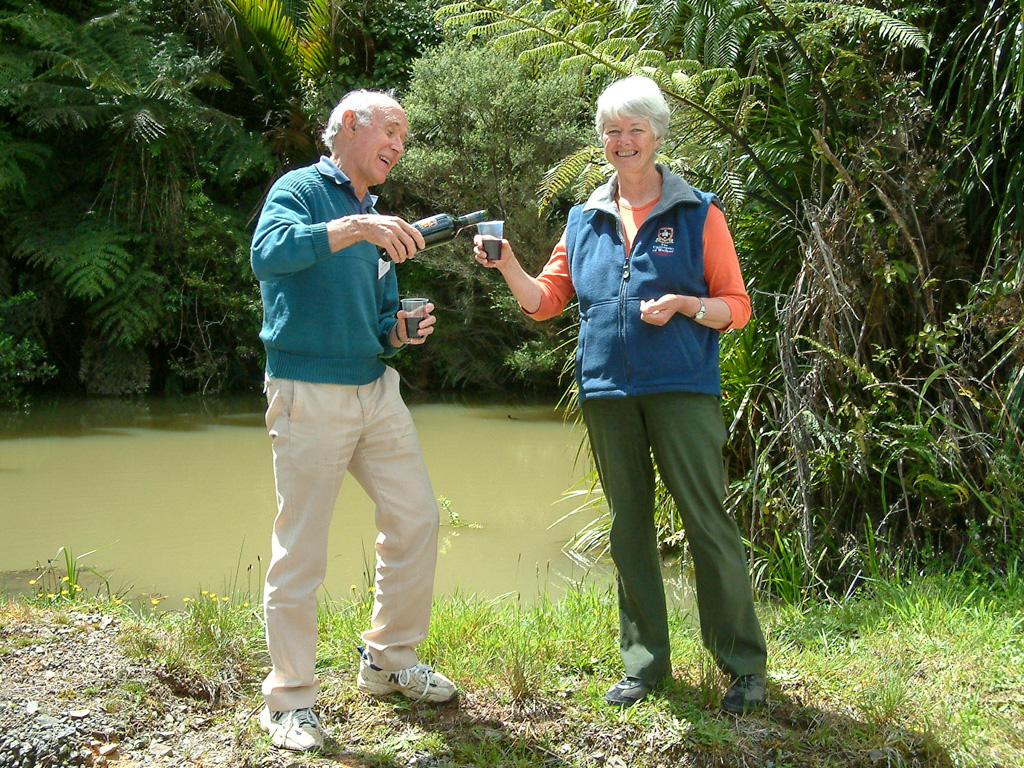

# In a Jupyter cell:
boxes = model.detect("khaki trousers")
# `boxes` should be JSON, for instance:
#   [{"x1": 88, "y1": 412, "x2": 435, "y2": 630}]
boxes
[{"x1": 261, "y1": 368, "x2": 439, "y2": 711}]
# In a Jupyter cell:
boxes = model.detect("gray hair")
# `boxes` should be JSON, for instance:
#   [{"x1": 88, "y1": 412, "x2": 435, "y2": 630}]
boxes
[
  {"x1": 594, "y1": 76, "x2": 670, "y2": 140},
  {"x1": 321, "y1": 89, "x2": 399, "y2": 150}
]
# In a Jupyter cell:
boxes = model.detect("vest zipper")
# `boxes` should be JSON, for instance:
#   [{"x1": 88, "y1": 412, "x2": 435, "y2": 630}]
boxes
[{"x1": 616, "y1": 215, "x2": 631, "y2": 386}]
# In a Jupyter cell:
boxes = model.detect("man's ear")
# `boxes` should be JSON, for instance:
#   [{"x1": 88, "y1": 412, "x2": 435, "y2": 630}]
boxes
[{"x1": 340, "y1": 109, "x2": 358, "y2": 137}]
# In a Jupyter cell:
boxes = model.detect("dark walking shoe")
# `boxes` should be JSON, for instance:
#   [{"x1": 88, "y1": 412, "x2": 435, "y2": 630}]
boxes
[
  {"x1": 721, "y1": 674, "x2": 766, "y2": 715},
  {"x1": 605, "y1": 676, "x2": 653, "y2": 707}
]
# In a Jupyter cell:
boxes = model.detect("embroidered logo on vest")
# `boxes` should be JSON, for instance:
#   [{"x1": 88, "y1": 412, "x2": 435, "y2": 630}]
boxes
[{"x1": 652, "y1": 226, "x2": 675, "y2": 256}]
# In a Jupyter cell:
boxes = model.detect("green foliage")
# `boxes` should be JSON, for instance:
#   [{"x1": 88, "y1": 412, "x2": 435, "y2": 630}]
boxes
[
  {"x1": 386, "y1": 40, "x2": 589, "y2": 390},
  {"x1": 930, "y1": 0, "x2": 1024, "y2": 251},
  {"x1": 196, "y1": 0, "x2": 442, "y2": 163},
  {"x1": 438, "y1": 0, "x2": 1024, "y2": 595},
  {"x1": 13, "y1": 219, "x2": 138, "y2": 302},
  {"x1": 159, "y1": 590, "x2": 265, "y2": 703},
  {"x1": 0, "y1": 0, "x2": 271, "y2": 394},
  {"x1": 928, "y1": 0, "x2": 1024, "y2": 428},
  {"x1": 12, "y1": 567, "x2": 1024, "y2": 765},
  {"x1": 0, "y1": 128, "x2": 49, "y2": 214},
  {"x1": 162, "y1": 183, "x2": 263, "y2": 394},
  {"x1": 0, "y1": 292, "x2": 55, "y2": 406}
]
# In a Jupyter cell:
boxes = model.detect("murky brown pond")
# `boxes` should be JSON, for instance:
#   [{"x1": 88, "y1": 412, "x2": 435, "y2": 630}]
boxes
[{"x1": 0, "y1": 395, "x2": 619, "y2": 606}]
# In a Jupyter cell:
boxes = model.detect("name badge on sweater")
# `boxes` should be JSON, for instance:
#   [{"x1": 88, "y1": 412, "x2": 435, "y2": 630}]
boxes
[{"x1": 378, "y1": 258, "x2": 391, "y2": 279}]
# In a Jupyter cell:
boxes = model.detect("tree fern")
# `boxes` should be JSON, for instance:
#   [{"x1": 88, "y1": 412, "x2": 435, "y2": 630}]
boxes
[
  {"x1": 538, "y1": 145, "x2": 605, "y2": 212},
  {"x1": 221, "y1": 0, "x2": 303, "y2": 88},
  {"x1": 91, "y1": 267, "x2": 162, "y2": 347},
  {"x1": 13, "y1": 220, "x2": 134, "y2": 301},
  {"x1": 0, "y1": 132, "x2": 50, "y2": 204}
]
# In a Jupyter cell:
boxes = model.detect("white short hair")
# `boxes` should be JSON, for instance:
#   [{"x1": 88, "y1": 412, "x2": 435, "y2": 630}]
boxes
[
  {"x1": 321, "y1": 89, "x2": 399, "y2": 150},
  {"x1": 594, "y1": 76, "x2": 670, "y2": 140}
]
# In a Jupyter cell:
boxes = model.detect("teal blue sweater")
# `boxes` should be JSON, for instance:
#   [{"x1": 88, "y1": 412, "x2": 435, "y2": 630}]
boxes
[{"x1": 251, "y1": 159, "x2": 401, "y2": 385}]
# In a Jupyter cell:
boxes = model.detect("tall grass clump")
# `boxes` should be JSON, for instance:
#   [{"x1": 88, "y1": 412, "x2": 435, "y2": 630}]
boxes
[
  {"x1": 26, "y1": 546, "x2": 113, "y2": 605},
  {"x1": 151, "y1": 586, "x2": 266, "y2": 705},
  {"x1": 316, "y1": 585, "x2": 621, "y2": 708}
]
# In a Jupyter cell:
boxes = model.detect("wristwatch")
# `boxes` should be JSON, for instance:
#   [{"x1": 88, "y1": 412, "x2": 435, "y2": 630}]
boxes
[{"x1": 693, "y1": 297, "x2": 707, "y2": 320}]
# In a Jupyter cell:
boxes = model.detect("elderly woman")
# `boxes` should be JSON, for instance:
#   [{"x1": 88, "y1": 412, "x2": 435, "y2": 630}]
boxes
[{"x1": 475, "y1": 75, "x2": 767, "y2": 713}]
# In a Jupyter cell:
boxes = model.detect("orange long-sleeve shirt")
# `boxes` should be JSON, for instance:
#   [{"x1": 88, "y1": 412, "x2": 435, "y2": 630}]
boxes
[{"x1": 526, "y1": 203, "x2": 750, "y2": 330}]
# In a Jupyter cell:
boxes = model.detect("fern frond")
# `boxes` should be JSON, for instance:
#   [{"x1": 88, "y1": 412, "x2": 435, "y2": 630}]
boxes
[
  {"x1": 558, "y1": 53, "x2": 598, "y2": 78},
  {"x1": 112, "y1": 108, "x2": 168, "y2": 143},
  {"x1": 624, "y1": 49, "x2": 670, "y2": 71},
  {"x1": 434, "y1": 0, "x2": 486, "y2": 23},
  {"x1": 0, "y1": 50, "x2": 33, "y2": 97},
  {"x1": 482, "y1": 25, "x2": 548, "y2": 54},
  {"x1": 91, "y1": 268, "x2": 162, "y2": 346},
  {"x1": 793, "y1": 2, "x2": 927, "y2": 51},
  {"x1": 188, "y1": 71, "x2": 233, "y2": 92},
  {"x1": 518, "y1": 40, "x2": 580, "y2": 67},
  {"x1": 296, "y1": 0, "x2": 333, "y2": 79},
  {"x1": 569, "y1": 22, "x2": 612, "y2": 44},
  {"x1": 0, "y1": 135, "x2": 50, "y2": 198},
  {"x1": 733, "y1": 93, "x2": 767, "y2": 129},
  {"x1": 438, "y1": 7, "x2": 503, "y2": 34},
  {"x1": 221, "y1": 0, "x2": 301, "y2": 90},
  {"x1": 15, "y1": 222, "x2": 134, "y2": 301},
  {"x1": 48, "y1": 57, "x2": 90, "y2": 82},
  {"x1": 144, "y1": 75, "x2": 185, "y2": 101},
  {"x1": 594, "y1": 37, "x2": 643, "y2": 59},
  {"x1": 90, "y1": 70, "x2": 134, "y2": 94},
  {"x1": 667, "y1": 60, "x2": 707, "y2": 82},
  {"x1": 650, "y1": 0, "x2": 690, "y2": 45},
  {"x1": 707, "y1": 76, "x2": 757, "y2": 110},
  {"x1": 24, "y1": 101, "x2": 107, "y2": 131},
  {"x1": 539, "y1": 145, "x2": 605, "y2": 212},
  {"x1": 1, "y1": 5, "x2": 79, "y2": 53}
]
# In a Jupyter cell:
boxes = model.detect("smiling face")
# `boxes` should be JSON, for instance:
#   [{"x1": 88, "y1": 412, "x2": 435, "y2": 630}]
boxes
[
  {"x1": 601, "y1": 115, "x2": 661, "y2": 175},
  {"x1": 333, "y1": 97, "x2": 408, "y2": 197}
]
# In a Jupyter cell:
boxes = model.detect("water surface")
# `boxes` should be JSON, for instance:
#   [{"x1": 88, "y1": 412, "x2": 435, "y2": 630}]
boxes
[{"x1": 0, "y1": 395, "x2": 610, "y2": 605}]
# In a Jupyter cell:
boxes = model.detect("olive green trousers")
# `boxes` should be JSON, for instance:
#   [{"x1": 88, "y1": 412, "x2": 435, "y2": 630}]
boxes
[{"x1": 582, "y1": 392, "x2": 767, "y2": 685}]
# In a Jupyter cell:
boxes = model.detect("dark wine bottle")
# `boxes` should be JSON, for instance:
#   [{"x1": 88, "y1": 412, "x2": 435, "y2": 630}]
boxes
[
  {"x1": 379, "y1": 210, "x2": 488, "y2": 261},
  {"x1": 413, "y1": 210, "x2": 489, "y2": 248}
]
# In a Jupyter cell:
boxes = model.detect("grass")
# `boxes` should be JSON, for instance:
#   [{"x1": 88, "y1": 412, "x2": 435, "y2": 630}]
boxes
[{"x1": 4, "y1": 563, "x2": 1023, "y2": 767}]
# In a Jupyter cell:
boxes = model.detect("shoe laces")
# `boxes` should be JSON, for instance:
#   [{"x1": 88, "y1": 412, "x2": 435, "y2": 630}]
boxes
[
  {"x1": 395, "y1": 663, "x2": 437, "y2": 701},
  {"x1": 289, "y1": 708, "x2": 321, "y2": 731},
  {"x1": 735, "y1": 674, "x2": 760, "y2": 691},
  {"x1": 610, "y1": 677, "x2": 644, "y2": 693}
]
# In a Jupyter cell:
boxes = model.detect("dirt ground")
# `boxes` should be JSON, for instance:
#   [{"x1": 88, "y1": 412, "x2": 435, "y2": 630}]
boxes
[
  {"x1": 0, "y1": 608, "x2": 256, "y2": 768},
  {"x1": 0, "y1": 607, "x2": 594, "y2": 768}
]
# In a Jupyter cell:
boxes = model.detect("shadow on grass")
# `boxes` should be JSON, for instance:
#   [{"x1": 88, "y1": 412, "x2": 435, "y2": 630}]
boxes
[
  {"x1": 299, "y1": 675, "x2": 956, "y2": 768},
  {"x1": 655, "y1": 676, "x2": 955, "y2": 768}
]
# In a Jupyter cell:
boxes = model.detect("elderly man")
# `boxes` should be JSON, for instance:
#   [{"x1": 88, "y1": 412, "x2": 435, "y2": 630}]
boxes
[{"x1": 251, "y1": 89, "x2": 456, "y2": 752}]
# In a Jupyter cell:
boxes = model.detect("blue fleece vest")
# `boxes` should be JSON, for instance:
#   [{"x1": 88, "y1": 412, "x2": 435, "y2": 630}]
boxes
[{"x1": 565, "y1": 190, "x2": 721, "y2": 400}]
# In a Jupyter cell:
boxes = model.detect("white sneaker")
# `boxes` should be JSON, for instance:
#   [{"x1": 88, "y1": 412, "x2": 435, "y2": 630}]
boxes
[
  {"x1": 258, "y1": 706, "x2": 325, "y2": 751},
  {"x1": 357, "y1": 653, "x2": 458, "y2": 703}
]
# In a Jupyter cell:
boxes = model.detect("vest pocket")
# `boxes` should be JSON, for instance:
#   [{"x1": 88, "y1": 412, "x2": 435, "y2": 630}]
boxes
[
  {"x1": 577, "y1": 301, "x2": 622, "y2": 392},
  {"x1": 628, "y1": 314, "x2": 703, "y2": 384}
]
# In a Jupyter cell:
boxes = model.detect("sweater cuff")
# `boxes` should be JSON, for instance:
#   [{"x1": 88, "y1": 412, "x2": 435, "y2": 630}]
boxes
[
  {"x1": 310, "y1": 222, "x2": 331, "y2": 260},
  {"x1": 380, "y1": 318, "x2": 403, "y2": 357}
]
